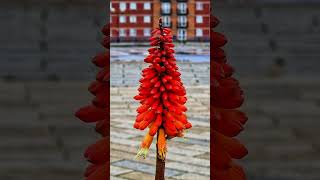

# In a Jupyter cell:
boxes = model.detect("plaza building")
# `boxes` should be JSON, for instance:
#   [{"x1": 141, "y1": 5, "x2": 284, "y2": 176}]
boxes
[{"x1": 110, "y1": 0, "x2": 210, "y2": 42}]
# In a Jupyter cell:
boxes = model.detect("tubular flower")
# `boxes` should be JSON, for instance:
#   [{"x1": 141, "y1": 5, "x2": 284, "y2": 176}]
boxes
[
  {"x1": 157, "y1": 128, "x2": 167, "y2": 160},
  {"x1": 134, "y1": 19, "x2": 192, "y2": 159},
  {"x1": 136, "y1": 132, "x2": 154, "y2": 159},
  {"x1": 211, "y1": 14, "x2": 248, "y2": 180},
  {"x1": 75, "y1": 23, "x2": 109, "y2": 180}
]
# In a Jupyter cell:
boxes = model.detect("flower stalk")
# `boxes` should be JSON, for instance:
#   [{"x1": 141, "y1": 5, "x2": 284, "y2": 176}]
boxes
[
  {"x1": 156, "y1": 129, "x2": 166, "y2": 180},
  {"x1": 134, "y1": 18, "x2": 192, "y2": 179}
]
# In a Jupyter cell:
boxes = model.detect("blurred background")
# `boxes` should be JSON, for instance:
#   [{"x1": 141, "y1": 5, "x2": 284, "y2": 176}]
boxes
[
  {"x1": 214, "y1": 0, "x2": 320, "y2": 180},
  {"x1": 110, "y1": 0, "x2": 210, "y2": 180},
  {"x1": 0, "y1": 0, "x2": 320, "y2": 179},
  {"x1": 0, "y1": 0, "x2": 106, "y2": 179}
]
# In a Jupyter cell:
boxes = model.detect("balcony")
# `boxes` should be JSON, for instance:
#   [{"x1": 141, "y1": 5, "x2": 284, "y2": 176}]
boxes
[
  {"x1": 177, "y1": 9, "x2": 188, "y2": 15},
  {"x1": 161, "y1": 9, "x2": 172, "y2": 15},
  {"x1": 177, "y1": 22, "x2": 188, "y2": 28}
]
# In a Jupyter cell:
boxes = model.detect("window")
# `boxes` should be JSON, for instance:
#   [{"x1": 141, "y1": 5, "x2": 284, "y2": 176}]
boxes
[
  {"x1": 130, "y1": 3, "x2": 137, "y2": 10},
  {"x1": 119, "y1": 29, "x2": 126, "y2": 37},
  {"x1": 119, "y1": 16, "x2": 126, "y2": 23},
  {"x1": 130, "y1": 29, "x2": 136, "y2": 37},
  {"x1": 177, "y1": 29, "x2": 187, "y2": 41},
  {"x1": 196, "y1": 29, "x2": 203, "y2": 37},
  {"x1": 177, "y1": 3, "x2": 187, "y2": 14},
  {"x1": 196, "y1": 2, "x2": 203, "y2": 10},
  {"x1": 178, "y1": 16, "x2": 187, "y2": 27},
  {"x1": 196, "y1": 16, "x2": 203, "y2": 23},
  {"x1": 162, "y1": 16, "x2": 171, "y2": 27},
  {"x1": 130, "y1": 16, "x2": 137, "y2": 23},
  {"x1": 144, "y1": 28, "x2": 151, "y2": 36},
  {"x1": 144, "y1": 2, "x2": 151, "y2": 10},
  {"x1": 110, "y1": 2, "x2": 115, "y2": 12},
  {"x1": 120, "y1": 2, "x2": 126, "y2": 11},
  {"x1": 161, "y1": 2, "x2": 171, "y2": 14},
  {"x1": 144, "y1": 16, "x2": 151, "y2": 23}
]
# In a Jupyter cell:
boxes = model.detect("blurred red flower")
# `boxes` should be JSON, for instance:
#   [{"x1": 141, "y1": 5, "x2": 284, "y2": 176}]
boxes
[
  {"x1": 211, "y1": 15, "x2": 248, "y2": 180},
  {"x1": 75, "y1": 23, "x2": 110, "y2": 180}
]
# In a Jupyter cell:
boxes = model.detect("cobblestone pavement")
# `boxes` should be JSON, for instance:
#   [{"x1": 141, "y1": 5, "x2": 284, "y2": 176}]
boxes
[
  {"x1": 110, "y1": 43, "x2": 210, "y2": 55},
  {"x1": 110, "y1": 62, "x2": 210, "y2": 179},
  {"x1": 110, "y1": 86, "x2": 210, "y2": 180},
  {"x1": 111, "y1": 62, "x2": 209, "y2": 87}
]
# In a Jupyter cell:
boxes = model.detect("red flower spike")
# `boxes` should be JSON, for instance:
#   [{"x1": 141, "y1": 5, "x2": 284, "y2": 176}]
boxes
[
  {"x1": 211, "y1": 13, "x2": 248, "y2": 180},
  {"x1": 134, "y1": 19, "x2": 191, "y2": 159}
]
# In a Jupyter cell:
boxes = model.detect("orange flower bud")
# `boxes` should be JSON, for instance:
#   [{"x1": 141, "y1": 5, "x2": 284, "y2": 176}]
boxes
[
  {"x1": 157, "y1": 128, "x2": 167, "y2": 160},
  {"x1": 136, "y1": 132, "x2": 154, "y2": 159}
]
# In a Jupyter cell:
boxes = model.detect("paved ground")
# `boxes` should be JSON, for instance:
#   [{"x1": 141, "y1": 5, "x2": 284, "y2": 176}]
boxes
[
  {"x1": 109, "y1": 62, "x2": 210, "y2": 179},
  {"x1": 110, "y1": 62, "x2": 209, "y2": 87},
  {"x1": 110, "y1": 86, "x2": 210, "y2": 180}
]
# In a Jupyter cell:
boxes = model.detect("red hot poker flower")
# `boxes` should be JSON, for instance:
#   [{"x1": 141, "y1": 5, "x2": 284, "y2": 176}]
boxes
[{"x1": 134, "y1": 19, "x2": 192, "y2": 159}]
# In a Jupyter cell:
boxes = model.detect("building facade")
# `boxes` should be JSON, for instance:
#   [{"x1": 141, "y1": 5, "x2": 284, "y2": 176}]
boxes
[{"x1": 110, "y1": 0, "x2": 210, "y2": 42}]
